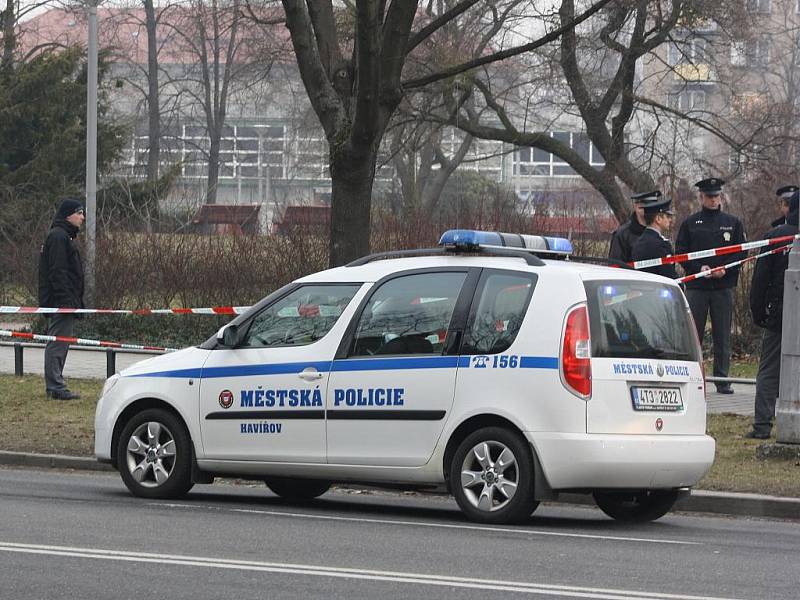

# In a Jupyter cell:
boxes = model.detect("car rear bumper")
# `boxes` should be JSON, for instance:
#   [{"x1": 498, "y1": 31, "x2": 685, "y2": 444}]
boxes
[{"x1": 527, "y1": 432, "x2": 715, "y2": 490}]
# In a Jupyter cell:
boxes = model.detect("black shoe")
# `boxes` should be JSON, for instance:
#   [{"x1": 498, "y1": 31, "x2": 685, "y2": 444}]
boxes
[
  {"x1": 716, "y1": 385, "x2": 734, "y2": 394},
  {"x1": 744, "y1": 430, "x2": 770, "y2": 440},
  {"x1": 46, "y1": 389, "x2": 81, "y2": 401}
]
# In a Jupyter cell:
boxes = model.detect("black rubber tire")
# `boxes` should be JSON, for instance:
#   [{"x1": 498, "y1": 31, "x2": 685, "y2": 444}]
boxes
[
  {"x1": 449, "y1": 426, "x2": 538, "y2": 524},
  {"x1": 264, "y1": 477, "x2": 331, "y2": 501},
  {"x1": 593, "y1": 489, "x2": 679, "y2": 522},
  {"x1": 117, "y1": 408, "x2": 194, "y2": 499}
]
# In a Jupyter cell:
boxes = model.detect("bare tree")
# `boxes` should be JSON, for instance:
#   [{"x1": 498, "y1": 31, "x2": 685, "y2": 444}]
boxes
[{"x1": 273, "y1": 0, "x2": 612, "y2": 266}]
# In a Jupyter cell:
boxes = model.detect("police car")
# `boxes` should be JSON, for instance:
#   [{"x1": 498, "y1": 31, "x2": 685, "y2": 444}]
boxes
[{"x1": 95, "y1": 230, "x2": 715, "y2": 524}]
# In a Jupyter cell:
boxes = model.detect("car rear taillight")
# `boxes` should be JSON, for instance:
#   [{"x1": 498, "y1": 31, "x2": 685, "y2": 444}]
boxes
[{"x1": 562, "y1": 305, "x2": 591, "y2": 398}]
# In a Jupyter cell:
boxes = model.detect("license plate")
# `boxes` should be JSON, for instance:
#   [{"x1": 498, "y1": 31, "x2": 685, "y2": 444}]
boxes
[{"x1": 631, "y1": 386, "x2": 683, "y2": 411}]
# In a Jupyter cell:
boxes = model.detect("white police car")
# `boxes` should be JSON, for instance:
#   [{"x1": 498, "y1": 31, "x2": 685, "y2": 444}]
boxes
[{"x1": 95, "y1": 230, "x2": 715, "y2": 524}]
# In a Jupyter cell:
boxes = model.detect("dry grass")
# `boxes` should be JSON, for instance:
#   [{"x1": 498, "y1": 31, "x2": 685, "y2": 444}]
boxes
[
  {"x1": 0, "y1": 375, "x2": 798, "y2": 497},
  {"x1": 702, "y1": 413, "x2": 800, "y2": 497}
]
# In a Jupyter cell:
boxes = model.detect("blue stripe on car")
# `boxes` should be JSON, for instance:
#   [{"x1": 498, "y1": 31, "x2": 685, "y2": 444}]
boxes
[{"x1": 128, "y1": 355, "x2": 558, "y2": 378}]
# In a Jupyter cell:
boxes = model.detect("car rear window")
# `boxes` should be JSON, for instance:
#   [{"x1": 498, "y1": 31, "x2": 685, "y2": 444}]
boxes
[{"x1": 583, "y1": 281, "x2": 700, "y2": 361}]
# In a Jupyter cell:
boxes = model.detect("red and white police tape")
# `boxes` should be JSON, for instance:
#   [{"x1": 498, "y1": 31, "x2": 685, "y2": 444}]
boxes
[
  {"x1": 676, "y1": 243, "x2": 792, "y2": 284},
  {"x1": 628, "y1": 233, "x2": 800, "y2": 270},
  {"x1": 0, "y1": 329, "x2": 176, "y2": 353},
  {"x1": 0, "y1": 305, "x2": 249, "y2": 316}
]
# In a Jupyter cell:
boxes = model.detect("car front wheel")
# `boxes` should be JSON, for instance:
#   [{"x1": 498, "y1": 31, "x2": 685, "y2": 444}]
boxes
[
  {"x1": 117, "y1": 408, "x2": 194, "y2": 499},
  {"x1": 450, "y1": 427, "x2": 538, "y2": 524},
  {"x1": 593, "y1": 489, "x2": 679, "y2": 522}
]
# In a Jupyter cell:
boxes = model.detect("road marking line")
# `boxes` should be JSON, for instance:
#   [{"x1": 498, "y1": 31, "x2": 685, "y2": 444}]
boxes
[
  {"x1": 0, "y1": 541, "x2": 743, "y2": 600},
  {"x1": 150, "y1": 502, "x2": 701, "y2": 545}
]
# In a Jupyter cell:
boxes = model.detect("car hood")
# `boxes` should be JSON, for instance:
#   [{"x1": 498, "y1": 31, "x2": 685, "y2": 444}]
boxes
[{"x1": 120, "y1": 346, "x2": 211, "y2": 379}]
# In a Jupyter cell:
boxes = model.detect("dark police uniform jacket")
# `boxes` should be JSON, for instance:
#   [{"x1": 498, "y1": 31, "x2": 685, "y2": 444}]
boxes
[
  {"x1": 750, "y1": 209, "x2": 799, "y2": 331},
  {"x1": 38, "y1": 219, "x2": 85, "y2": 309},
  {"x1": 608, "y1": 213, "x2": 646, "y2": 263},
  {"x1": 675, "y1": 207, "x2": 746, "y2": 290},
  {"x1": 631, "y1": 227, "x2": 677, "y2": 279}
]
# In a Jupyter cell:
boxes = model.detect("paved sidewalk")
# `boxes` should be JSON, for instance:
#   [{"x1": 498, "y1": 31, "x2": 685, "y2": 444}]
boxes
[{"x1": 706, "y1": 385, "x2": 754, "y2": 416}]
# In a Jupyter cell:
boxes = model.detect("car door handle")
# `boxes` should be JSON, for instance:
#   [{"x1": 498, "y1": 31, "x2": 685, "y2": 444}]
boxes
[{"x1": 298, "y1": 369, "x2": 324, "y2": 381}]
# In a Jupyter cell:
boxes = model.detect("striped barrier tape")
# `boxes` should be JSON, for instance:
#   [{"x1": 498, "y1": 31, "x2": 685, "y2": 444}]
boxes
[
  {"x1": 0, "y1": 305, "x2": 250, "y2": 316},
  {"x1": 629, "y1": 233, "x2": 800, "y2": 270},
  {"x1": 0, "y1": 329, "x2": 177, "y2": 353},
  {"x1": 676, "y1": 243, "x2": 792, "y2": 284}
]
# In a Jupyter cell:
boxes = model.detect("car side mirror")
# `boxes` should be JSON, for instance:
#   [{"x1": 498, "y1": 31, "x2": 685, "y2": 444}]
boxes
[{"x1": 217, "y1": 324, "x2": 241, "y2": 348}]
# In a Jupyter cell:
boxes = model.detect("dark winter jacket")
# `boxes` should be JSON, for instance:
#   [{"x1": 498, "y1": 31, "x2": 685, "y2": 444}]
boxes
[
  {"x1": 608, "y1": 212, "x2": 646, "y2": 263},
  {"x1": 631, "y1": 227, "x2": 678, "y2": 279},
  {"x1": 38, "y1": 219, "x2": 84, "y2": 309},
  {"x1": 750, "y1": 209, "x2": 799, "y2": 331},
  {"x1": 675, "y1": 207, "x2": 746, "y2": 290}
]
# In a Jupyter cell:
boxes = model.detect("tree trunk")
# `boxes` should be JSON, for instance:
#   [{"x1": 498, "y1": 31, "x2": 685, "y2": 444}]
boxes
[
  {"x1": 329, "y1": 145, "x2": 377, "y2": 267},
  {"x1": 1, "y1": 0, "x2": 15, "y2": 76},
  {"x1": 144, "y1": 0, "x2": 160, "y2": 182},
  {"x1": 207, "y1": 133, "x2": 220, "y2": 204}
]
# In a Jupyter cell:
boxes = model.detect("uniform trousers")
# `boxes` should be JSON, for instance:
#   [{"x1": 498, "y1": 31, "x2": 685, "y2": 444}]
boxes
[
  {"x1": 44, "y1": 314, "x2": 75, "y2": 393},
  {"x1": 686, "y1": 288, "x2": 734, "y2": 380},
  {"x1": 752, "y1": 328, "x2": 782, "y2": 435}
]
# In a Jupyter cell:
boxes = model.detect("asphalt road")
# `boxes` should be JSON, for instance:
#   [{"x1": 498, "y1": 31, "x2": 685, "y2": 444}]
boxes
[{"x1": 0, "y1": 467, "x2": 796, "y2": 600}]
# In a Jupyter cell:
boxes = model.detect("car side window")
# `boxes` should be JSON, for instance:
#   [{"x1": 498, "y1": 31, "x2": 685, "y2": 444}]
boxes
[
  {"x1": 349, "y1": 272, "x2": 467, "y2": 357},
  {"x1": 462, "y1": 272, "x2": 535, "y2": 354},
  {"x1": 242, "y1": 284, "x2": 361, "y2": 348}
]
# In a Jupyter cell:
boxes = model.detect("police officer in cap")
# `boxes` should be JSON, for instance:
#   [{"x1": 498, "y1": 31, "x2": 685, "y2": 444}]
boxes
[
  {"x1": 675, "y1": 178, "x2": 746, "y2": 394},
  {"x1": 772, "y1": 185, "x2": 798, "y2": 227},
  {"x1": 608, "y1": 191, "x2": 650, "y2": 263},
  {"x1": 631, "y1": 193, "x2": 677, "y2": 278},
  {"x1": 746, "y1": 190, "x2": 800, "y2": 438}
]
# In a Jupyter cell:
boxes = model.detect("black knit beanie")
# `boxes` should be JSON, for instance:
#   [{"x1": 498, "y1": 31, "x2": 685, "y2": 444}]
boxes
[{"x1": 56, "y1": 197, "x2": 84, "y2": 219}]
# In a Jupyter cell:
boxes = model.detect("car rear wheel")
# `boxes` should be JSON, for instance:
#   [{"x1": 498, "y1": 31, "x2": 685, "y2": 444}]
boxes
[
  {"x1": 264, "y1": 477, "x2": 331, "y2": 501},
  {"x1": 117, "y1": 408, "x2": 194, "y2": 499},
  {"x1": 450, "y1": 427, "x2": 538, "y2": 524},
  {"x1": 593, "y1": 489, "x2": 679, "y2": 522}
]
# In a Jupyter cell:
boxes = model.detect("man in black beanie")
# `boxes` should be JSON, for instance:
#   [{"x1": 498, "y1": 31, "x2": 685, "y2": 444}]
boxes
[{"x1": 38, "y1": 198, "x2": 86, "y2": 400}]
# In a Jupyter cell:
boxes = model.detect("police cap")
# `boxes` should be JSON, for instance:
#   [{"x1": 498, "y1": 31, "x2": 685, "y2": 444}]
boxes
[
  {"x1": 695, "y1": 178, "x2": 725, "y2": 195},
  {"x1": 631, "y1": 190, "x2": 662, "y2": 204},
  {"x1": 640, "y1": 195, "x2": 674, "y2": 216},
  {"x1": 776, "y1": 185, "x2": 799, "y2": 200}
]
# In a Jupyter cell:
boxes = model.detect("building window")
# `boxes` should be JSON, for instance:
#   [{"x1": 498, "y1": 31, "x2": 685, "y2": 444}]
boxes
[
  {"x1": 746, "y1": 0, "x2": 771, "y2": 13},
  {"x1": 731, "y1": 38, "x2": 770, "y2": 66},
  {"x1": 513, "y1": 132, "x2": 605, "y2": 178},
  {"x1": 668, "y1": 37, "x2": 707, "y2": 65},
  {"x1": 667, "y1": 90, "x2": 706, "y2": 112}
]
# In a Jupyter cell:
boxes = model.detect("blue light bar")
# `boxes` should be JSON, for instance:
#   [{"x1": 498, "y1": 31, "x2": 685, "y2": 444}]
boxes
[
  {"x1": 544, "y1": 236, "x2": 574, "y2": 254},
  {"x1": 438, "y1": 229, "x2": 503, "y2": 247},
  {"x1": 438, "y1": 229, "x2": 573, "y2": 256}
]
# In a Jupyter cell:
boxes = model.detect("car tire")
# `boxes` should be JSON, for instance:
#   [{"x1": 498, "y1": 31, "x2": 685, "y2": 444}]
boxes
[
  {"x1": 593, "y1": 489, "x2": 679, "y2": 522},
  {"x1": 450, "y1": 426, "x2": 538, "y2": 524},
  {"x1": 117, "y1": 408, "x2": 194, "y2": 499},
  {"x1": 264, "y1": 477, "x2": 331, "y2": 501}
]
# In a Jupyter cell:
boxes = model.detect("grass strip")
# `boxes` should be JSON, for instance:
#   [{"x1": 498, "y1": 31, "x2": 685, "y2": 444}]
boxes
[{"x1": 0, "y1": 375, "x2": 798, "y2": 497}]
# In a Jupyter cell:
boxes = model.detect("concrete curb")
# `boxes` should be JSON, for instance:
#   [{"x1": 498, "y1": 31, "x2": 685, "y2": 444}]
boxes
[
  {"x1": 1, "y1": 450, "x2": 798, "y2": 520},
  {"x1": 0, "y1": 450, "x2": 113, "y2": 472}
]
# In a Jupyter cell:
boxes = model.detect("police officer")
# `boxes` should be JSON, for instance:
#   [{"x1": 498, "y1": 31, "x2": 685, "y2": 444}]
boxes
[
  {"x1": 675, "y1": 178, "x2": 746, "y2": 394},
  {"x1": 608, "y1": 191, "x2": 650, "y2": 263},
  {"x1": 772, "y1": 185, "x2": 798, "y2": 227},
  {"x1": 631, "y1": 193, "x2": 677, "y2": 279},
  {"x1": 746, "y1": 190, "x2": 799, "y2": 438}
]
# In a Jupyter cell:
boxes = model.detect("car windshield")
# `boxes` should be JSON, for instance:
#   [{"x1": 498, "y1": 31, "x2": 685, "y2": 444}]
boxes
[{"x1": 584, "y1": 280, "x2": 700, "y2": 361}]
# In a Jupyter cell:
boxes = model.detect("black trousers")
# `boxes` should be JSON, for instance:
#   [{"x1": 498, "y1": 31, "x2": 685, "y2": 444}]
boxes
[
  {"x1": 753, "y1": 328, "x2": 782, "y2": 434},
  {"x1": 686, "y1": 288, "x2": 734, "y2": 382},
  {"x1": 44, "y1": 314, "x2": 75, "y2": 393}
]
